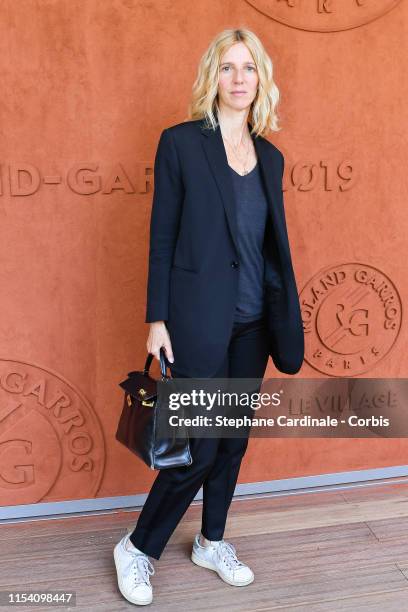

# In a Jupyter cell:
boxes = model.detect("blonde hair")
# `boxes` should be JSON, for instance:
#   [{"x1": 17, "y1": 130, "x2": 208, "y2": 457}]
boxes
[{"x1": 187, "y1": 28, "x2": 281, "y2": 138}]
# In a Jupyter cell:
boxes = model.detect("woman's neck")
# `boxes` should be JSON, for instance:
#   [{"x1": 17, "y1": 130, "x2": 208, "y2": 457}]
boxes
[{"x1": 217, "y1": 108, "x2": 250, "y2": 144}]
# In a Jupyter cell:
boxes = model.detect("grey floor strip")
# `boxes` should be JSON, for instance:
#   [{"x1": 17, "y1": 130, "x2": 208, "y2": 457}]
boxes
[{"x1": 1, "y1": 464, "x2": 408, "y2": 522}]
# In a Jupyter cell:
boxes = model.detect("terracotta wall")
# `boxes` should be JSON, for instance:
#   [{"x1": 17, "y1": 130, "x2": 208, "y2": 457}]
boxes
[{"x1": 0, "y1": 0, "x2": 406, "y2": 507}]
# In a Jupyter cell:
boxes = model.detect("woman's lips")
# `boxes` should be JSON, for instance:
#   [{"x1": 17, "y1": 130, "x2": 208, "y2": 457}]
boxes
[{"x1": 231, "y1": 92, "x2": 247, "y2": 96}]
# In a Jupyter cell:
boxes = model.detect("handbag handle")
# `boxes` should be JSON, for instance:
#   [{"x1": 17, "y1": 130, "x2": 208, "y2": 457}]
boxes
[{"x1": 143, "y1": 348, "x2": 172, "y2": 380}]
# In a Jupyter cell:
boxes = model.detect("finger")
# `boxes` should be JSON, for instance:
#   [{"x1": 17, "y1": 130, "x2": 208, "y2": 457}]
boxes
[
  {"x1": 151, "y1": 347, "x2": 160, "y2": 361},
  {"x1": 163, "y1": 344, "x2": 174, "y2": 363}
]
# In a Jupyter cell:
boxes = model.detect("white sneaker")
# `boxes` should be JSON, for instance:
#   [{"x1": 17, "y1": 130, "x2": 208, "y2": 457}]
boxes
[
  {"x1": 191, "y1": 533, "x2": 254, "y2": 586},
  {"x1": 113, "y1": 533, "x2": 155, "y2": 605}
]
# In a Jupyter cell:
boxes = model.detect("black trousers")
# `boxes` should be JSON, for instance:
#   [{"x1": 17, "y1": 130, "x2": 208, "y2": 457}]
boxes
[{"x1": 129, "y1": 315, "x2": 270, "y2": 560}]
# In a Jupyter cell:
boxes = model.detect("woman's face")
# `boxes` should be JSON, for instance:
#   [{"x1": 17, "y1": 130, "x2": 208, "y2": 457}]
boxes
[{"x1": 217, "y1": 42, "x2": 259, "y2": 113}]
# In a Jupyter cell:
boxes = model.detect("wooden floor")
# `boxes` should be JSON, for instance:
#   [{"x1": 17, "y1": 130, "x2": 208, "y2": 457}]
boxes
[{"x1": 3, "y1": 481, "x2": 408, "y2": 611}]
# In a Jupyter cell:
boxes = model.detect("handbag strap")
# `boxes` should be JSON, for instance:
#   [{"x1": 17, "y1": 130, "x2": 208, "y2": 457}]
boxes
[{"x1": 143, "y1": 347, "x2": 171, "y2": 379}]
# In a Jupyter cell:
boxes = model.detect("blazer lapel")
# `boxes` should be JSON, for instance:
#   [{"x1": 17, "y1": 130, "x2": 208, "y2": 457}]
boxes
[
  {"x1": 253, "y1": 134, "x2": 286, "y2": 259},
  {"x1": 200, "y1": 119, "x2": 241, "y2": 256},
  {"x1": 200, "y1": 118, "x2": 284, "y2": 261}
]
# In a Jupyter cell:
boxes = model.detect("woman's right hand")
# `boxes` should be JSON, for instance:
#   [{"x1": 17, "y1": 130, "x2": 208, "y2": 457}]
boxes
[{"x1": 147, "y1": 321, "x2": 175, "y2": 364}]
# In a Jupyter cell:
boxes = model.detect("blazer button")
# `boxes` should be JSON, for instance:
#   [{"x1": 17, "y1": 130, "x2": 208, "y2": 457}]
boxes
[{"x1": 230, "y1": 260, "x2": 239, "y2": 269}]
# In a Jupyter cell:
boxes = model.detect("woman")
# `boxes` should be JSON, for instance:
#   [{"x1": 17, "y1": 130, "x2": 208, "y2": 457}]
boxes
[{"x1": 114, "y1": 27, "x2": 304, "y2": 606}]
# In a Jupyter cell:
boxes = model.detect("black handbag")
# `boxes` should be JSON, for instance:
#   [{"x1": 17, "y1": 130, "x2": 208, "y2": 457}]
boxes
[{"x1": 116, "y1": 348, "x2": 193, "y2": 470}]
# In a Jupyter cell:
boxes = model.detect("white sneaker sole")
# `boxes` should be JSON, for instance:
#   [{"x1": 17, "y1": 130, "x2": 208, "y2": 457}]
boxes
[
  {"x1": 113, "y1": 545, "x2": 153, "y2": 605},
  {"x1": 191, "y1": 550, "x2": 254, "y2": 587}
]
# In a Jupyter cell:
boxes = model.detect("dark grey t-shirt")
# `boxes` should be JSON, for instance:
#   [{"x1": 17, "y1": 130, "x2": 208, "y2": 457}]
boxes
[{"x1": 229, "y1": 162, "x2": 269, "y2": 322}]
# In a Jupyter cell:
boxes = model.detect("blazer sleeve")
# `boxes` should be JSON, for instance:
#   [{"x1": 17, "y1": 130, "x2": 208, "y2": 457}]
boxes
[
  {"x1": 145, "y1": 128, "x2": 184, "y2": 323},
  {"x1": 278, "y1": 149, "x2": 284, "y2": 178}
]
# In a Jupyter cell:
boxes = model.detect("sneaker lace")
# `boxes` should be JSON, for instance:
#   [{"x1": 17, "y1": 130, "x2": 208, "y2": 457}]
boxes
[
  {"x1": 215, "y1": 540, "x2": 245, "y2": 571},
  {"x1": 125, "y1": 551, "x2": 155, "y2": 586}
]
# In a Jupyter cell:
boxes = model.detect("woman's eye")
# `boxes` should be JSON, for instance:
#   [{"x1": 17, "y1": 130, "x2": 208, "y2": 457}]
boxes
[{"x1": 221, "y1": 65, "x2": 256, "y2": 72}]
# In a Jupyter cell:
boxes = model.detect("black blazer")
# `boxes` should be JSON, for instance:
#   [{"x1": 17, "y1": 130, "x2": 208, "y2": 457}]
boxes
[{"x1": 145, "y1": 118, "x2": 304, "y2": 377}]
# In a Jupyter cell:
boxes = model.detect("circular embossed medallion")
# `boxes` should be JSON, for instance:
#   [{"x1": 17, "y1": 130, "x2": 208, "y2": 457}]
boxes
[
  {"x1": 300, "y1": 263, "x2": 402, "y2": 376},
  {"x1": 0, "y1": 359, "x2": 105, "y2": 505},
  {"x1": 245, "y1": 0, "x2": 402, "y2": 33}
]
